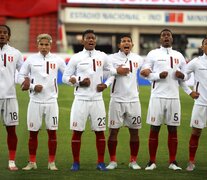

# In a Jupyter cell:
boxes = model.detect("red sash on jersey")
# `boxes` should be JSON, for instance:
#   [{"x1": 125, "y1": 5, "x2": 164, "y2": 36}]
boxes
[
  {"x1": 46, "y1": 61, "x2": 49, "y2": 74},
  {"x1": 4, "y1": 53, "x2": 6, "y2": 67}
]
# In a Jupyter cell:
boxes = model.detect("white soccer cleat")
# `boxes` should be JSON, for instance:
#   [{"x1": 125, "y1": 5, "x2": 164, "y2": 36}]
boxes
[
  {"x1": 168, "y1": 161, "x2": 182, "y2": 170},
  {"x1": 186, "y1": 162, "x2": 195, "y2": 171},
  {"x1": 48, "y1": 162, "x2": 58, "y2": 171},
  {"x1": 22, "y1": 162, "x2": 37, "y2": 170},
  {"x1": 8, "y1": 160, "x2": 18, "y2": 171},
  {"x1": 128, "y1": 161, "x2": 141, "y2": 170},
  {"x1": 106, "y1": 161, "x2": 117, "y2": 170},
  {"x1": 145, "y1": 161, "x2": 157, "y2": 170}
]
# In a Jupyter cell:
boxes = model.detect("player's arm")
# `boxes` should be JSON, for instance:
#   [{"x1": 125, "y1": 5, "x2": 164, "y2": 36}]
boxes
[
  {"x1": 139, "y1": 52, "x2": 165, "y2": 81},
  {"x1": 62, "y1": 57, "x2": 79, "y2": 86},
  {"x1": 176, "y1": 54, "x2": 191, "y2": 81},
  {"x1": 140, "y1": 68, "x2": 167, "y2": 81},
  {"x1": 97, "y1": 75, "x2": 114, "y2": 92},
  {"x1": 58, "y1": 57, "x2": 67, "y2": 74},
  {"x1": 62, "y1": 56, "x2": 90, "y2": 87},
  {"x1": 179, "y1": 81, "x2": 199, "y2": 99},
  {"x1": 104, "y1": 55, "x2": 129, "y2": 76},
  {"x1": 17, "y1": 59, "x2": 31, "y2": 91},
  {"x1": 21, "y1": 77, "x2": 30, "y2": 91},
  {"x1": 34, "y1": 84, "x2": 43, "y2": 93}
]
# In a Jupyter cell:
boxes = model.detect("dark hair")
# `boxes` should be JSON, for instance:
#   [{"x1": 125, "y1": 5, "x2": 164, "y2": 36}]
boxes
[
  {"x1": 82, "y1": 29, "x2": 95, "y2": 40},
  {"x1": 202, "y1": 37, "x2": 207, "y2": 46},
  {"x1": 160, "y1": 28, "x2": 172, "y2": 36},
  {"x1": 0, "y1": 24, "x2": 11, "y2": 36},
  {"x1": 118, "y1": 34, "x2": 132, "y2": 43}
]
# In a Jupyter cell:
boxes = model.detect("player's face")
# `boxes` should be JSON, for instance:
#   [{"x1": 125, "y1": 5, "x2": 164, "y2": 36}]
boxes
[
  {"x1": 201, "y1": 39, "x2": 207, "y2": 55},
  {"x1": 37, "y1": 39, "x2": 51, "y2": 56},
  {"x1": 160, "y1": 30, "x2": 173, "y2": 48},
  {"x1": 82, "y1": 33, "x2": 96, "y2": 51},
  {"x1": 118, "y1": 37, "x2": 133, "y2": 55},
  {"x1": 0, "y1": 26, "x2": 10, "y2": 47}
]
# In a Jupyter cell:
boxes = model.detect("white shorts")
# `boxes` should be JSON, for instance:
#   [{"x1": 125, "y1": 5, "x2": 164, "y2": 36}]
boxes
[
  {"x1": 27, "y1": 100, "x2": 59, "y2": 131},
  {"x1": 190, "y1": 104, "x2": 207, "y2": 129},
  {"x1": 70, "y1": 98, "x2": 106, "y2": 131},
  {"x1": 0, "y1": 99, "x2": 19, "y2": 126},
  {"x1": 108, "y1": 100, "x2": 141, "y2": 129},
  {"x1": 146, "y1": 97, "x2": 181, "y2": 126}
]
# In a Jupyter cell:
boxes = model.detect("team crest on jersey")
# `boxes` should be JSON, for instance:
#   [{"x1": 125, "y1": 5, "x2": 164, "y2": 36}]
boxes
[
  {"x1": 96, "y1": 60, "x2": 102, "y2": 66},
  {"x1": 73, "y1": 122, "x2": 77, "y2": 127},
  {"x1": 50, "y1": 63, "x2": 56, "y2": 69},
  {"x1": 29, "y1": 122, "x2": 34, "y2": 128},
  {"x1": 8, "y1": 56, "x2": 14, "y2": 62},
  {"x1": 110, "y1": 120, "x2": 115, "y2": 125},
  {"x1": 194, "y1": 120, "x2": 199, "y2": 125}
]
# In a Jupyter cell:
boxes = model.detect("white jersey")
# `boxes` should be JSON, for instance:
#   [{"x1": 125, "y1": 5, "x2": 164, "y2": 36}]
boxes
[
  {"x1": 186, "y1": 54, "x2": 207, "y2": 106},
  {"x1": 0, "y1": 44, "x2": 23, "y2": 98},
  {"x1": 18, "y1": 52, "x2": 66, "y2": 103},
  {"x1": 107, "y1": 50, "x2": 143, "y2": 102},
  {"x1": 142, "y1": 46, "x2": 187, "y2": 99},
  {"x1": 62, "y1": 48, "x2": 116, "y2": 100}
]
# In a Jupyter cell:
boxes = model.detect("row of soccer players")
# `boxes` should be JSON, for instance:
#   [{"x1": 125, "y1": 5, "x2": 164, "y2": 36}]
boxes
[{"x1": 1, "y1": 24, "x2": 206, "y2": 171}]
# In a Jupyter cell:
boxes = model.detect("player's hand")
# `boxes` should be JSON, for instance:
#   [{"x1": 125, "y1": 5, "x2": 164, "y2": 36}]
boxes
[
  {"x1": 140, "y1": 69, "x2": 152, "y2": 77},
  {"x1": 21, "y1": 77, "x2": 30, "y2": 91},
  {"x1": 79, "y1": 78, "x2": 90, "y2": 87},
  {"x1": 116, "y1": 65, "x2": 129, "y2": 76},
  {"x1": 34, "y1": 85, "x2": 43, "y2": 93},
  {"x1": 190, "y1": 91, "x2": 200, "y2": 99},
  {"x1": 159, "y1": 71, "x2": 168, "y2": 79},
  {"x1": 175, "y1": 70, "x2": 185, "y2": 80},
  {"x1": 69, "y1": 77, "x2": 76, "y2": 84},
  {"x1": 97, "y1": 83, "x2": 107, "y2": 92}
]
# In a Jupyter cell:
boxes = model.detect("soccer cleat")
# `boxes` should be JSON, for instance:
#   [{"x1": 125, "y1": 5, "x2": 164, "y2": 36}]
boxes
[
  {"x1": 8, "y1": 160, "x2": 18, "y2": 171},
  {"x1": 71, "y1": 162, "x2": 80, "y2": 171},
  {"x1": 48, "y1": 162, "x2": 58, "y2": 171},
  {"x1": 106, "y1": 161, "x2": 118, "y2": 170},
  {"x1": 186, "y1": 162, "x2": 195, "y2": 171},
  {"x1": 169, "y1": 161, "x2": 182, "y2": 170},
  {"x1": 145, "y1": 161, "x2": 157, "y2": 170},
  {"x1": 128, "y1": 161, "x2": 141, "y2": 170},
  {"x1": 22, "y1": 162, "x2": 37, "y2": 170},
  {"x1": 96, "y1": 162, "x2": 108, "y2": 171}
]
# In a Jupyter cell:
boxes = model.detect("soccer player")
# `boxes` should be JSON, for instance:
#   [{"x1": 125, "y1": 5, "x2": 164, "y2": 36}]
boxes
[
  {"x1": 62, "y1": 29, "x2": 129, "y2": 171},
  {"x1": 104, "y1": 35, "x2": 143, "y2": 170},
  {"x1": 140, "y1": 29, "x2": 190, "y2": 171},
  {"x1": 0, "y1": 24, "x2": 24, "y2": 171},
  {"x1": 186, "y1": 37, "x2": 207, "y2": 171},
  {"x1": 17, "y1": 34, "x2": 66, "y2": 171}
]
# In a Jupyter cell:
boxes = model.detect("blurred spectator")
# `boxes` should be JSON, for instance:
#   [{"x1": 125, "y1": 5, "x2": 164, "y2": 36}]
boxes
[{"x1": 178, "y1": 34, "x2": 188, "y2": 58}]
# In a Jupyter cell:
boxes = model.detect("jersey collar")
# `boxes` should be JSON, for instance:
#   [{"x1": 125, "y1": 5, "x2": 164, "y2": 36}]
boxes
[
  {"x1": 38, "y1": 52, "x2": 51, "y2": 59},
  {"x1": 202, "y1": 53, "x2": 207, "y2": 59},
  {"x1": 160, "y1": 46, "x2": 172, "y2": 54},
  {"x1": 83, "y1": 48, "x2": 95, "y2": 57},
  {"x1": 0, "y1": 43, "x2": 9, "y2": 51},
  {"x1": 118, "y1": 50, "x2": 131, "y2": 57}
]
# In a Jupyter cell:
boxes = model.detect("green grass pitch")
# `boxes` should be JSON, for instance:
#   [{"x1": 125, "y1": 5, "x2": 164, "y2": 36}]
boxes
[{"x1": 0, "y1": 85, "x2": 207, "y2": 180}]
